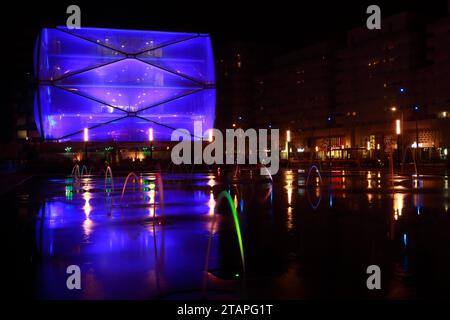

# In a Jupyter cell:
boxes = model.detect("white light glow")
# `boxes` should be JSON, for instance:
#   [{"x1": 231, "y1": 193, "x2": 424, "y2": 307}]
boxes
[
  {"x1": 83, "y1": 128, "x2": 89, "y2": 142},
  {"x1": 148, "y1": 128, "x2": 153, "y2": 142}
]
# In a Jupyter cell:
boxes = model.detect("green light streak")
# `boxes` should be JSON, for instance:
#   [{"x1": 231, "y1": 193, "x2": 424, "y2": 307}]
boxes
[{"x1": 217, "y1": 191, "x2": 246, "y2": 273}]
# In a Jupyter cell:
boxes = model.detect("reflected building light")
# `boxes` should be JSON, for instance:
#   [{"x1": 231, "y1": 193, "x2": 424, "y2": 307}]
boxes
[
  {"x1": 83, "y1": 191, "x2": 92, "y2": 216},
  {"x1": 394, "y1": 193, "x2": 405, "y2": 220},
  {"x1": 287, "y1": 206, "x2": 293, "y2": 231},
  {"x1": 148, "y1": 184, "x2": 155, "y2": 217},
  {"x1": 315, "y1": 187, "x2": 320, "y2": 198},
  {"x1": 234, "y1": 194, "x2": 238, "y2": 209},
  {"x1": 208, "y1": 190, "x2": 215, "y2": 216},
  {"x1": 83, "y1": 217, "x2": 93, "y2": 238},
  {"x1": 413, "y1": 193, "x2": 423, "y2": 215},
  {"x1": 287, "y1": 186, "x2": 292, "y2": 206},
  {"x1": 367, "y1": 171, "x2": 372, "y2": 189},
  {"x1": 286, "y1": 172, "x2": 293, "y2": 206}
]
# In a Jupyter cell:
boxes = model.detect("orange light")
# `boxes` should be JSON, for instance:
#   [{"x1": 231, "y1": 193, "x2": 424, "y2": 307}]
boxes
[
  {"x1": 315, "y1": 146, "x2": 319, "y2": 152},
  {"x1": 396, "y1": 119, "x2": 401, "y2": 135},
  {"x1": 208, "y1": 129, "x2": 213, "y2": 142},
  {"x1": 286, "y1": 130, "x2": 291, "y2": 143}
]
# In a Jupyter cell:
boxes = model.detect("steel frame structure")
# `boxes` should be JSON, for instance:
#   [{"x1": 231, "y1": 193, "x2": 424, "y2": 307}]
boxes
[{"x1": 35, "y1": 26, "x2": 216, "y2": 142}]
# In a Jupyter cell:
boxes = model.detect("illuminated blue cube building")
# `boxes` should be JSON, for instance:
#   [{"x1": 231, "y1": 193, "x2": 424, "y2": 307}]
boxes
[{"x1": 34, "y1": 27, "x2": 216, "y2": 142}]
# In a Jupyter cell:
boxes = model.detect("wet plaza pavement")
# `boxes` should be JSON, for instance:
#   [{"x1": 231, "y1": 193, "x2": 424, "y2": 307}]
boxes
[{"x1": 6, "y1": 167, "x2": 450, "y2": 299}]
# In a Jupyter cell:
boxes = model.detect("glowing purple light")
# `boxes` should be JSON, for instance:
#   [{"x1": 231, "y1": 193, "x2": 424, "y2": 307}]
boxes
[{"x1": 35, "y1": 27, "x2": 216, "y2": 141}]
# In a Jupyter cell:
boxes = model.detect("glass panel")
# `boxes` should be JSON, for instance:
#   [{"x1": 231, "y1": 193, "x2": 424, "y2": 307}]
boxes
[
  {"x1": 55, "y1": 59, "x2": 202, "y2": 112},
  {"x1": 81, "y1": 116, "x2": 186, "y2": 142},
  {"x1": 138, "y1": 89, "x2": 216, "y2": 140},
  {"x1": 37, "y1": 29, "x2": 123, "y2": 81},
  {"x1": 137, "y1": 36, "x2": 215, "y2": 84},
  {"x1": 57, "y1": 26, "x2": 197, "y2": 54},
  {"x1": 38, "y1": 86, "x2": 127, "y2": 140}
]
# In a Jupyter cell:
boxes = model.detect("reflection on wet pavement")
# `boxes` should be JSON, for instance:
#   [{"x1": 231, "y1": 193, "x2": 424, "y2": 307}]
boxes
[{"x1": 11, "y1": 168, "x2": 450, "y2": 299}]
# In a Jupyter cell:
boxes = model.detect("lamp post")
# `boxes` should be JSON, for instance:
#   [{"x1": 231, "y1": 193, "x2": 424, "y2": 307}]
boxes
[
  {"x1": 286, "y1": 130, "x2": 291, "y2": 164},
  {"x1": 148, "y1": 128, "x2": 153, "y2": 161},
  {"x1": 396, "y1": 119, "x2": 401, "y2": 167},
  {"x1": 83, "y1": 127, "x2": 88, "y2": 164}
]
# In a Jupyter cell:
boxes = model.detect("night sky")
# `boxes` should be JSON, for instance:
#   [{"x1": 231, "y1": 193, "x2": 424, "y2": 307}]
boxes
[
  {"x1": 2, "y1": 0, "x2": 448, "y2": 118},
  {"x1": 5, "y1": 0, "x2": 448, "y2": 69}
]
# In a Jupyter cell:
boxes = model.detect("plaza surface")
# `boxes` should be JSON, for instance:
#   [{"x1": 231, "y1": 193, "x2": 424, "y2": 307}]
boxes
[{"x1": 6, "y1": 167, "x2": 450, "y2": 299}]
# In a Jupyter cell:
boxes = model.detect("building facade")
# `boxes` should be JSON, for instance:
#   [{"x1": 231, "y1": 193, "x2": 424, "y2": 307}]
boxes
[{"x1": 246, "y1": 10, "x2": 450, "y2": 162}]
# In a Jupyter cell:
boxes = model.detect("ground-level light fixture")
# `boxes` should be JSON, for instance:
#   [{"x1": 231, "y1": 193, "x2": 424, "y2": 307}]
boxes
[
  {"x1": 208, "y1": 129, "x2": 213, "y2": 142},
  {"x1": 83, "y1": 128, "x2": 89, "y2": 142},
  {"x1": 148, "y1": 128, "x2": 153, "y2": 142}
]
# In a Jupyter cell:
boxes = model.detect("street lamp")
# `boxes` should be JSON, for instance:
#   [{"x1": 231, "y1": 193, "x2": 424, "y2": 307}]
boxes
[
  {"x1": 395, "y1": 119, "x2": 401, "y2": 167},
  {"x1": 286, "y1": 130, "x2": 291, "y2": 162}
]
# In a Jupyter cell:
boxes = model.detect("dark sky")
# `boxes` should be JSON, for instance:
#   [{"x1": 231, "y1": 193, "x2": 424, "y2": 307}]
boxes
[
  {"x1": 3, "y1": 0, "x2": 448, "y2": 83},
  {"x1": 7, "y1": 1, "x2": 449, "y2": 48}
]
